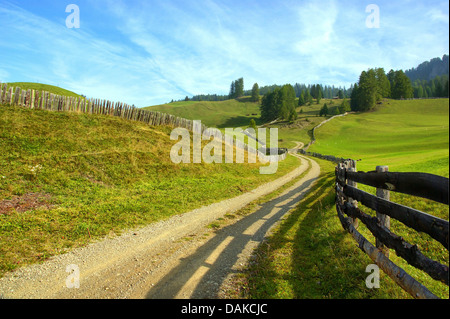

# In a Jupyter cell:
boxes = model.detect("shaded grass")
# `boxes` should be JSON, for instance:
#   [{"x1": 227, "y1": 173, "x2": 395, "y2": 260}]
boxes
[{"x1": 0, "y1": 104, "x2": 299, "y2": 276}]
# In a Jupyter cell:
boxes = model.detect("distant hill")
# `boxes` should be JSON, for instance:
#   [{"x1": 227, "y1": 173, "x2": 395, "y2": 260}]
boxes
[
  {"x1": 405, "y1": 55, "x2": 449, "y2": 82},
  {"x1": 144, "y1": 97, "x2": 261, "y2": 128}
]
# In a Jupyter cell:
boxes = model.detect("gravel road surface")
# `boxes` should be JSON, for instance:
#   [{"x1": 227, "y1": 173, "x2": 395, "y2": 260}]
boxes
[{"x1": 0, "y1": 147, "x2": 320, "y2": 299}]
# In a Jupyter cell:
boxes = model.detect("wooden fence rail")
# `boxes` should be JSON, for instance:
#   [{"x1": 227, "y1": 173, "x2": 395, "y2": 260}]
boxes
[
  {"x1": 335, "y1": 159, "x2": 449, "y2": 299},
  {"x1": 0, "y1": 83, "x2": 287, "y2": 162}
]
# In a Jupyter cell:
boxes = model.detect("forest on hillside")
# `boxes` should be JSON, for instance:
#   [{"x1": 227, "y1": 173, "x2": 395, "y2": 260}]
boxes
[{"x1": 170, "y1": 55, "x2": 449, "y2": 104}]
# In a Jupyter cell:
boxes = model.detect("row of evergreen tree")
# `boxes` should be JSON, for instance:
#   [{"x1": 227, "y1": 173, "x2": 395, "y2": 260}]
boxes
[
  {"x1": 175, "y1": 79, "x2": 352, "y2": 103},
  {"x1": 245, "y1": 83, "x2": 351, "y2": 99},
  {"x1": 174, "y1": 54, "x2": 449, "y2": 107},
  {"x1": 349, "y1": 68, "x2": 416, "y2": 112},
  {"x1": 412, "y1": 75, "x2": 449, "y2": 98}
]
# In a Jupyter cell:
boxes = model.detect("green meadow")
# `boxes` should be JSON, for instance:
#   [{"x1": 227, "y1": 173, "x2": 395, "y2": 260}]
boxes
[
  {"x1": 229, "y1": 98, "x2": 449, "y2": 299},
  {"x1": 144, "y1": 97, "x2": 261, "y2": 128},
  {"x1": 309, "y1": 98, "x2": 449, "y2": 176}
]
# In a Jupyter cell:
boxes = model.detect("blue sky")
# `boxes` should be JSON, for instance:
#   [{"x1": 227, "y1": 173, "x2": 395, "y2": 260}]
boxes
[{"x1": 0, "y1": 0, "x2": 448, "y2": 107}]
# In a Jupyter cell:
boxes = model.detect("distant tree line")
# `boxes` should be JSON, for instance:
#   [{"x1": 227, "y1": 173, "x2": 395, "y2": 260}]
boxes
[
  {"x1": 412, "y1": 75, "x2": 449, "y2": 98},
  {"x1": 186, "y1": 94, "x2": 228, "y2": 102},
  {"x1": 173, "y1": 55, "x2": 449, "y2": 109},
  {"x1": 244, "y1": 83, "x2": 351, "y2": 100}
]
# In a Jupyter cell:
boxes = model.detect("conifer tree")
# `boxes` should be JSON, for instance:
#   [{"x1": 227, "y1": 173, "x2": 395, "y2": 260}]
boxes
[{"x1": 251, "y1": 83, "x2": 260, "y2": 102}]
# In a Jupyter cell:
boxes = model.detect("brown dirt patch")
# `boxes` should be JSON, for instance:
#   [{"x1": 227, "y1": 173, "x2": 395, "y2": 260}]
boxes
[{"x1": 0, "y1": 192, "x2": 53, "y2": 215}]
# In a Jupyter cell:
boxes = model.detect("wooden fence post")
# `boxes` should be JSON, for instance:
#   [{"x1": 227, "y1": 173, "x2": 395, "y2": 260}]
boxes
[
  {"x1": 376, "y1": 165, "x2": 391, "y2": 257},
  {"x1": 347, "y1": 159, "x2": 359, "y2": 228}
]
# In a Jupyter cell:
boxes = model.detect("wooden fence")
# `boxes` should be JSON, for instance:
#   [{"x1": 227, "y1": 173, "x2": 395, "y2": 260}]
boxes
[
  {"x1": 335, "y1": 159, "x2": 449, "y2": 299},
  {"x1": 0, "y1": 83, "x2": 200, "y2": 131},
  {"x1": 298, "y1": 149, "x2": 348, "y2": 163},
  {"x1": 0, "y1": 83, "x2": 287, "y2": 162}
]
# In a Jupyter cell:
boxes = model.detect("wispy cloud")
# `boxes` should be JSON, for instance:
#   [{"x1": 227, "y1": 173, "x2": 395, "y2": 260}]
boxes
[{"x1": 0, "y1": 0, "x2": 448, "y2": 106}]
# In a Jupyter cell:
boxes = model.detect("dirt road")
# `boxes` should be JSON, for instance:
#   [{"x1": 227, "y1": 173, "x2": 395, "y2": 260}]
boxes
[{"x1": 0, "y1": 147, "x2": 320, "y2": 299}]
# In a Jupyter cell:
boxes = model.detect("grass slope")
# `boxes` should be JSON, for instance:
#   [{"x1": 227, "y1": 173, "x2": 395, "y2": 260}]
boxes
[
  {"x1": 231, "y1": 98, "x2": 449, "y2": 299},
  {"x1": 309, "y1": 98, "x2": 449, "y2": 175},
  {"x1": 144, "y1": 97, "x2": 261, "y2": 128},
  {"x1": 0, "y1": 104, "x2": 299, "y2": 276},
  {"x1": 147, "y1": 97, "x2": 342, "y2": 149}
]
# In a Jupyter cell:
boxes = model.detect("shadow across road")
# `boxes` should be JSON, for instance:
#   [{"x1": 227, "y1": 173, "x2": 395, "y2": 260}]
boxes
[{"x1": 145, "y1": 157, "x2": 318, "y2": 299}]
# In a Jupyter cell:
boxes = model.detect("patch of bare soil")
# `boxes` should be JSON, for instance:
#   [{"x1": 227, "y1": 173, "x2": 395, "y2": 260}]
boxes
[{"x1": 0, "y1": 193, "x2": 53, "y2": 215}]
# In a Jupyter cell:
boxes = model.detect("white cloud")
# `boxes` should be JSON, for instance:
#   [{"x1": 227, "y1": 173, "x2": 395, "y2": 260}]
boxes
[
  {"x1": 426, "y1": 8, "x2": 449, "y2": 23},
  {"x1": 0, "y1": 0, "x2": 448, "y2": 106}
]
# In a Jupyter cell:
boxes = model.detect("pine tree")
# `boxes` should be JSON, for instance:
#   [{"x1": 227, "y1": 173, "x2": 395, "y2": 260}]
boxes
[
  {"x1": 229, "y1": 78, "x2": 244, "y2": 99},
  {"x1": 391, "y1": 70, "x2": 413, "y2": 99},
  {"x1": 319, "y1": 103, "x2": 328, "y2": 116},
  {"x1": 260, "y1": 84, "x2": 297, "y2": 122},
  {"x1": 298, "y1": 90, "x2": 305, "y2": 106},
  {"x1": 229, "y1": 81, "x2": 236, "y2": 99},
  {"x1": 249, "y1": 119, "x2": 257, "y2": 131},
  {"x1": 251, "y1": 83, "x2": 260, "y2": 102},
  {"x1": 357, "y1": 69, "x2": 377, "y2": 111},
  {"x1": 236, "y1": 78, "x2": 244, "y2": 98},
  {"x1": 375, "y1": 68, "x2": 391, "y2": 99},
  {"x1": 350, "y1": 83, "x2": 359, "y2": 111}
]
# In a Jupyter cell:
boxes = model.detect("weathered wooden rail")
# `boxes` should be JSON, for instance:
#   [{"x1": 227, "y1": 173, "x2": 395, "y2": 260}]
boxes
[{"x1": 335, "y1": 159, "x2": 449, "y2": 299}]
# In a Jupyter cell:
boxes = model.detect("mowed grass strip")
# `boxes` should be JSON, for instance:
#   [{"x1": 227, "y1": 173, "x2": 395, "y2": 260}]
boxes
[{"x1": 0, "y1": 104, "x2": 299, "y2": 276}]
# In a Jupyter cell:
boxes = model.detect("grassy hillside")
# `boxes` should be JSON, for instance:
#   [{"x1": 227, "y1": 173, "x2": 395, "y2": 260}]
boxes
[
  {"x1": 231, "y1": 98, "x2": 449, "y2": 299},
  {"x1": 146, "y1": 96, "x2": 342, "y2": 149},
  {"x1": 0, "y1": 104, "x2": 300, "y2": 276},
  {"x1": 144, "y1": 97, "x2": 261, "y2": 128},
  {"x1": 307, "y1": 98, "x2": 449, "y2": 298},
  {"x1": 309, "y1": 98, "x2": 449, "y2": 175},
  {"x1": 266, "y1": 100, "x2": 336, "y2": 149},
  {"x1": 5, "y1": 82, "x2": 83, "y2": 99}
]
